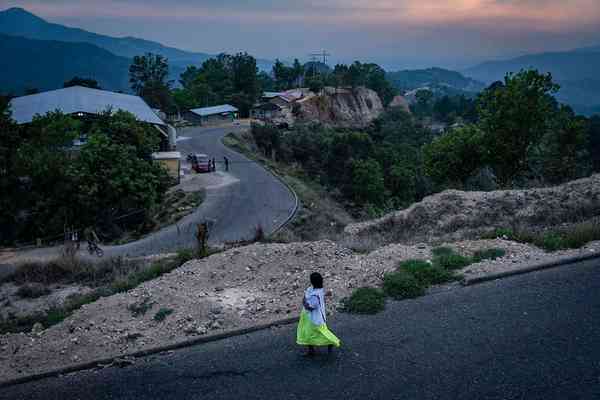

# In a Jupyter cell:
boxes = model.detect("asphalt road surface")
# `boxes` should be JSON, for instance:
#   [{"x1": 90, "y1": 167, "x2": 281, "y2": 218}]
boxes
[
  {"x1": 1, "y1": 123, "x2": 296, "y2": 263},
  {"x1": 4, "y1": 259, "x2": 600, "y2": 399}
]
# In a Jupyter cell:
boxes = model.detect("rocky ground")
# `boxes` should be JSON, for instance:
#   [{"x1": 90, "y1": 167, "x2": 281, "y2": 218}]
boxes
[
  {"x1": 2, "y1": 237, "x2": 600, "y2": 383},
  {"x1": 345, "y1": 174, "x2": 600, "y2": 245},
  {"x1": 294, "y1": 87, "x2": 384, "y2": 128}
]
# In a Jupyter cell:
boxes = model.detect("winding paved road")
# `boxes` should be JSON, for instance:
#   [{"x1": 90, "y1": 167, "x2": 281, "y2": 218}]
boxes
[
  {"x1": 0, "y1": 123, "x2": 296, "y2": 264},
  {"x1": 4, "y1": 259, "x2": 600, "y2": 399}
]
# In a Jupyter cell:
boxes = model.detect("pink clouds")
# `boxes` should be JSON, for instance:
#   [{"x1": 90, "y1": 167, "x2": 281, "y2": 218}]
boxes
[{"x1": 8, "y1": 0, "x2": 598, "y2": 29}]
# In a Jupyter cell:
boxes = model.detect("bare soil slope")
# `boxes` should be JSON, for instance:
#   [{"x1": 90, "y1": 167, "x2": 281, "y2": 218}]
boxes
[
  {"x1": 295, "y1": 87, "x2": 384, "y2": 128},
  {"x1": 345, "y1": 174, "x2": 600, "y2": 244}
]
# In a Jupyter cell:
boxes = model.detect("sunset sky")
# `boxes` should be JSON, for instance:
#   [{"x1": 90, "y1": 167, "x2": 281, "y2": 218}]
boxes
[{"x1": 2, "y1": 0, "x2": 600, "y2": 69}]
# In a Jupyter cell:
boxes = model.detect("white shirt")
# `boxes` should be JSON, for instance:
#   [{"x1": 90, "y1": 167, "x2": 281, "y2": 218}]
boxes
[{"x1": 304, "y1": 287, "x2": 326, "y2": 326}]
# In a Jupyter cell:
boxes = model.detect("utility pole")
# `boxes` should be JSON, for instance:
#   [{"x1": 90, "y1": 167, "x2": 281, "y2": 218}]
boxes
[
  {"x1": 309, "y1": 50, "x2": 331, "y2": 65},
  {"x1": 307, "y1": 50, "x2": 332, "y2": 77}
]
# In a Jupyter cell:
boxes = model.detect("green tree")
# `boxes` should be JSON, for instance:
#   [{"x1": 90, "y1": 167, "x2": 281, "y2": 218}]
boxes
[
  {"x1": 292, "y1": 59, "x2": 305, "y2": 87},
  {"x1": 362, "y1": 63, "x2": 396, "y2": 105},
  {"x1": 251, "y1": 123, "x2": 281, "y2": 159},
  {"x1": 176, "y1": 53, "x2": 260, "y2": 117},
  {"x1": 477, "y1": 69, "x2": 559, "y2": 184},
  {"x1": 0, "y1": 100, "x2": 22, "y2": 243},
  {"x1": 14, "y1": 112, "x2": 81, "y2": 240},
  {"x1": 129, "y1": 53, "x2": 173, "y2": 111},
  {"x1": 272, "y1": 59, "x2": 291, "y2": 90},
  {"x1": 179, "y1": 66, "x2": 199, "y2": 89},
  {"x1": 68, "y1": 134, "x2": 169, "y2": 231},
  {"x1": 88, "y1": 110, "x2": 161, "y2": 159},
  {"x1": 423, "y1": 124, "x2": 487, "y2": 187},
  {"x1": 413, "y1": 89, "x2": 434, "y2": 117},
  {"x1": 588, "y1": 115, "x2": 600, "y2": 172},
  {"x1": 257, "y1": 71, "x2": 276, "y2": 92},
  {"x1": 306, "y1": 75, "x2": 324, "y2": 94},
  {"x1": 331, "y1": 64, "x2": 349, "y2": 89},
  {"x1": 388, "y1": 162, "x2": 417, "y2": 206},
  {"x1": 350, "y1": 158, "x2": 385, "y2": 205},
  {"x1": 535, "y1": 106, "x2": 589, "y2": 183},
  {"x1": 347, "y1": 62, "x2": 366, "y2": 88}
]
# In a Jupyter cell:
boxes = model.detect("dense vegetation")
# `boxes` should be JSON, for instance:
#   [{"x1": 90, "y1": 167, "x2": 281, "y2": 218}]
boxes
[
  {"x1": 250, "y1": 70, "x2": 600, "y2": 218},
  {"x1": 168, "y1": 55, "x2": 397, "y2": 116},
  {"x1": 172, "y1": 53, "x2": 261, "y2": 117},
  {"x1": 251, "y1": 107, "x2": 433, "y2": 216},
  {"x1": 0, "y1": 100, "x2": 169, "y2": 245}
]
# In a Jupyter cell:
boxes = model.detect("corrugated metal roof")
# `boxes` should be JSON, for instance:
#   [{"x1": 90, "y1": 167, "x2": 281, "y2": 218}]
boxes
[
  {"x1": 9, "y1": 86, "x2": 165, "y2": 126},
  {"x1": 189, "y1": 104, "x2": 239, "y2": 117},
  {"x1": 152, "y1": 152, "x2": 181, "y2": 160},
  {"x1": 263, "y1": 92, "x2": 283, "y2": 98}
]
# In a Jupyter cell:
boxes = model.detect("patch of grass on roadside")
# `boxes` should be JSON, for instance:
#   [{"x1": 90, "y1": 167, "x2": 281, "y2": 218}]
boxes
[
  {"x1": 431, "y1": 246, "x2": 454, "y2": 257},
  {"x1": 153, "y1": 307, "x2": 174, "y2": 322},
  {"x1": 472, "y1": 248, "x2": 506, "y2": 263},
  {"x1": 481, "y1": 220, "x2": 600, "y2": 252},
  {"x1": 434, "y1": 253, "x2": 472, "y2": 270},
  {"x1": 398, "y1": 259, "x2": 456, "y2": 285},
  {"x1": 342, "y1": 287, "x2": 386, "y2": 314},
  {"x1": 0, "y1": 247, "x2": 216, "y2": 334},
  {"x1": 383, "y1": 270, "x2": 425, "y2": 300}
]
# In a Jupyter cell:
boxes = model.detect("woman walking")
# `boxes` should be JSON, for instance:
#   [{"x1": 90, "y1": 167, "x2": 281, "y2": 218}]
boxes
[{"x1": 296, "y1": 272, "x2": 341, "y2": 356}]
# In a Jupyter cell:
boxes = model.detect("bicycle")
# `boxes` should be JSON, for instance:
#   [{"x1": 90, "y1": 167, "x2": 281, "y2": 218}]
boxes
[{"x1": 87, "y1": 240, "x2": 104, "y2": 257}]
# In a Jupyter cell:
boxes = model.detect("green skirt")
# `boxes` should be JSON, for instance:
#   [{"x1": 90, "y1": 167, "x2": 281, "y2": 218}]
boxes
[{"x1": 296, "y1": 310, "x2": 341, "y2": 347}]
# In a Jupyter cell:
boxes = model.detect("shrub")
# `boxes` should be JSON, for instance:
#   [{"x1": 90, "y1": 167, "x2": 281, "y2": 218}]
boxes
[
  {"x1": 343, "y1": 287, "x2": 386, "y2": 314},
  {"x1": 153, "y1": 307, "x2": 174, "y2": 322},
  {"x1": 562, "y1": 222, "x2": 600, "y2": 249},
  {"x1": 45, "y1": 307, "x2": 70, "y2": 326},
  {"x1": 175, "y1": 248, "x2": 195, "y2": 266},
  {"x1": 435, "y1": 253, "x2": 472, "y2": 270},
  {"x1": 539, "y1": 233, "x2": 565, "y2": 252},
  {"x1": 398, "y1": 259, "x2": 455, "y2": 286},
  {"x1": 7, "y1": 260, "x2": 71, "y2": 285},
  {"x1": 472, "y1": 248, "x2": 507, "y2": 263},
  {"x1": 481, "y1": 228, "x2": 513, "y2": 240},
  {"x1": 431, "y1": 247, "x2": 454, "y2": 257},
  {"x1": 383, "y1": 271, "x2": 425, "y2": 300},
  {"x1": 15, "y1": 283, "x2": 51, "y2": 299}
]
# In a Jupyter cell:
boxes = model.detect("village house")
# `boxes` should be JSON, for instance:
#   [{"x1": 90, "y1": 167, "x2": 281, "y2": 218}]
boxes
[
  {"x1": 184, "y1": 104, "x2": 239, "y2": 126},
  {"x1": 250, "y1": 90, "x2": 305, "y2": 122},
  {"x1": 9, "y1": 86, "x2": 176, "y2": 151}
]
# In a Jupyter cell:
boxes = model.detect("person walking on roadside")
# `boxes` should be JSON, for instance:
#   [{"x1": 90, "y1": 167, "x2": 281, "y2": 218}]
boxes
[
  {"x1": 224, "y1": 156, "x2": 229, "y2": 172},
  {"x1": 296, "y1": 272, "x2": 341, "y2": 356}
]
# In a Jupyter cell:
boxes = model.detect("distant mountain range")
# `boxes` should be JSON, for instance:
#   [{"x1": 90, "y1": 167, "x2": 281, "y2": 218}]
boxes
[
  {"x1": 0, "y1": 7, "x2": 273, "y2": 95},
  {"x1": 386, "y1": 67, "x2": 485, "y2": 96},
  {"x1": 0, "y1": 34, "x2": 131, "y2": 94},
  {"x1": 464, "y1": 46, "x2": 600, "y2": 116}
]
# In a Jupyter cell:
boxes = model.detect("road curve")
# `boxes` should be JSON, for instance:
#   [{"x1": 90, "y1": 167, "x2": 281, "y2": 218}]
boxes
[{"x1": 2, "y1": 123, "x2": 297, "y2": 261}]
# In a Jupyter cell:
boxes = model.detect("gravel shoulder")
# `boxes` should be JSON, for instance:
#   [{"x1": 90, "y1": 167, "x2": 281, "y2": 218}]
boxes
[{"x1": 2, "y1": 237, "x2": 599, "y2": 383}]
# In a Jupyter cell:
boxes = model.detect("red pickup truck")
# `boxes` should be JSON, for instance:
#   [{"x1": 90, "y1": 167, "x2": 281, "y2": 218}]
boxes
[{"x1": 188, "y1": 153, "x2": 213, "y2": 173}]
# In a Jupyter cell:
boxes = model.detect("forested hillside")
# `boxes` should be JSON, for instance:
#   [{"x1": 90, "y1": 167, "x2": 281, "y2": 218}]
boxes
[
  {"x1": 386, "y1": 67, "x2": 484, "y2": 93},
  {"x1": 0, "y1": 34, "x2": 131, "y2": 94},
  {"x1": 464, "y1": 48, "x2": 600, "y2": 115}
]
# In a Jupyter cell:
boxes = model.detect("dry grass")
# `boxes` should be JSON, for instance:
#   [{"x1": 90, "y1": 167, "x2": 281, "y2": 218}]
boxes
[
  {"x1": 482, "y1": 219, "x2": 600, "y2": 252},
  {"x1": 0, "y1": 248, "x2": 201, "y2": 334}
]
